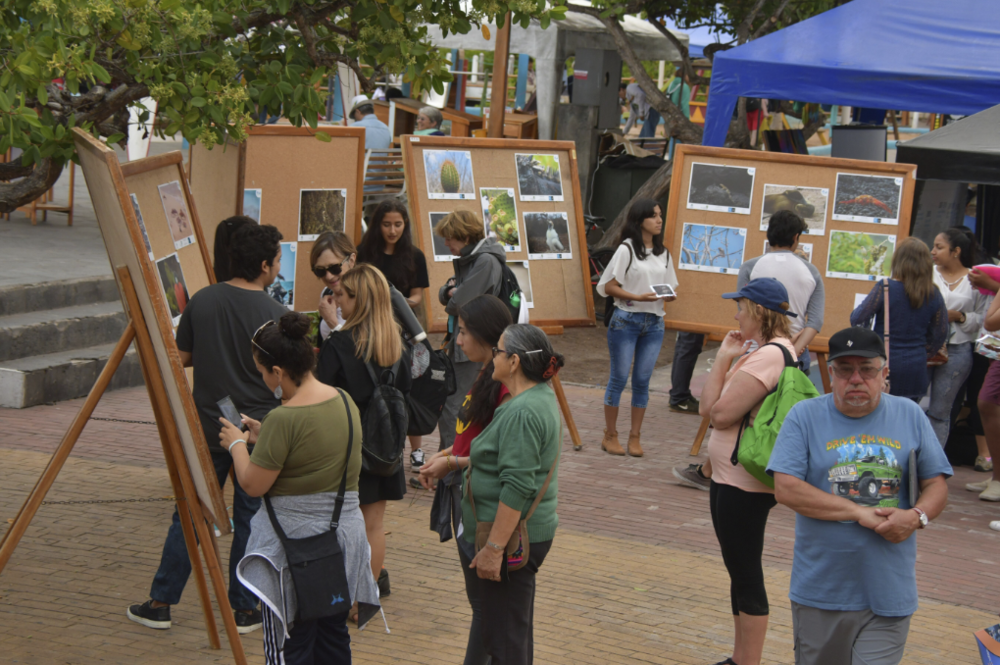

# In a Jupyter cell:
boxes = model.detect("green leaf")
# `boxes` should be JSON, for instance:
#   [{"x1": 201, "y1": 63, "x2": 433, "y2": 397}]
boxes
[
  {"x1": 278, "y1": 81, "x2": 294, "y2": 95},
  {"x1": 315, "y1": 131, "x2": 331, "y2": 142},
  {"x1": 17, "y1": 62, "x2": 36, "y2": 77},
  {"x1": 190, "y1": 97, "x2": 207, "y2": 107},
  {"x1": 37, "y1": 84, "x2": 48, "y2": 106},
  {"x1": 90, "y1": 63, "x2": 111, "y2": 83},
  {"x1": 106, "y1": 133, "x2": 125, "y2": 145}
]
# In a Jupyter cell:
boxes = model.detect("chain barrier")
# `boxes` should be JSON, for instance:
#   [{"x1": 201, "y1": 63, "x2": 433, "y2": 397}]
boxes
[
  {"x1": 39, "y1": 497, "x2": 176, "y2": 506},
  {"x1": 89, "y1": 417, "x2": 157, "y2": 426}
]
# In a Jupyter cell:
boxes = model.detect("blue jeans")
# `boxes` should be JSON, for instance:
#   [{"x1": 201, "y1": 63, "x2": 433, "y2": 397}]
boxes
[
  {"x1": 927, "y1": 342, "x2": 974, "y2": 447},
  {"x1": 150, "y1": 449, "x2": 260, "y2": 610},
  {"x1": 605, "y1": 310, "x2": 665, "y2": 409},
  {"x1": 639, "y1": 108, "x2": 661, "y2": 138}
]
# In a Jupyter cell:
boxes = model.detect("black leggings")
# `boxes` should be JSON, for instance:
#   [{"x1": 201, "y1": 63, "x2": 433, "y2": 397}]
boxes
[{"x1": 709, "y1": 481, "x2": 777, "y2": 617}]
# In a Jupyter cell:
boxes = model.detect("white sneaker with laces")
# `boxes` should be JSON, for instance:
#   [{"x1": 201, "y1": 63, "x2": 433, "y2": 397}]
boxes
[
  {"x1": 979, "y1": 480, "x2": 1000, "y2": 502},
  {"x1": 410, "y1": 448, "x2": 425, "y2": 472}
]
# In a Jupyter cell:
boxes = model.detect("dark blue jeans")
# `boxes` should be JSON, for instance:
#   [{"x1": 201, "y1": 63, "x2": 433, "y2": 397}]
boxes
[
  {"x1": 149, "y1": 449, "x2": 260, "y2": 610},
  {"x1": 605, "y1": 310, "x2": 665, "y2": 409}
]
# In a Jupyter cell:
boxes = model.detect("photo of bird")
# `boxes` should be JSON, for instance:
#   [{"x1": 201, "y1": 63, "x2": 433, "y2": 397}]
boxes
[{"x1": 545, "y1": 220, "x2": 565, "y2": 252}]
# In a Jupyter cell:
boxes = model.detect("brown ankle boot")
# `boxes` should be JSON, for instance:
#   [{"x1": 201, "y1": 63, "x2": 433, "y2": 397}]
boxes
[
  {"x1": 601, "y1": 429, "x2": 625, "y2": 456},
  {"x1": 627, "y1": 433, "x2": 643, "y2": 457}
]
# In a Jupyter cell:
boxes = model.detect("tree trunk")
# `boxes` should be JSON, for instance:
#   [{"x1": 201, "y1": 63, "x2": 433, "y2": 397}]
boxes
[
  {"x1": 594, "y1": 161, "x2": 673, "y2": 251},
  {"x1": 0, "y1": 159, "x2": 64, "y2": 215}
]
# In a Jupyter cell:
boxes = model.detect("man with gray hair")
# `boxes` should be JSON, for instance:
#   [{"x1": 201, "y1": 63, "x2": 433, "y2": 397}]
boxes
[{"x1": 767, "y1": 326, "x2": 952, "y2": 665}]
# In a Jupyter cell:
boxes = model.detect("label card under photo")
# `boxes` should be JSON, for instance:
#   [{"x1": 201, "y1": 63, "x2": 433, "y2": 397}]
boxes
[
  {"x1": 679, "y1": 223, "x2": 747, "y2": 274},
  {"x1": 687, "y1": 162, "x2": 755, "y2": 215}
]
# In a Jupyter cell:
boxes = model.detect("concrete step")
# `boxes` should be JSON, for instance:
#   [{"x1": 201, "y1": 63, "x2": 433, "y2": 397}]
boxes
[
  {"x1": 0, "y1": 276, "x2": 119, "y2": 317},
  {"x1": 0, "y1": 342, "x2": 145, "y2": 408},
  {"x1": 0, "y1": 301, "x2": 127, "y2": 362}
]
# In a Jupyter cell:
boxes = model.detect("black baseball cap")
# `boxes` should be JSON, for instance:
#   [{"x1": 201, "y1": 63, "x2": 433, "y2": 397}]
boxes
[{"x1": 827, "y1": 327, "x2": 886, "y2": 361}]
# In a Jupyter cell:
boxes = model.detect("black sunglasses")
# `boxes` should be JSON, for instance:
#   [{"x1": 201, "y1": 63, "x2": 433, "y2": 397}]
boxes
[
  {"x1": 312, "y1": 262, "x2": 345, "y2": 279},
  {"x1": 251, "y1": 320, "x2": 277, "y2": 358}
]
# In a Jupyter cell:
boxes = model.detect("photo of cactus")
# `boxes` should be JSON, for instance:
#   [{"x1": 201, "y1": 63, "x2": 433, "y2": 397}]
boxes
[
  {"x1": 759, "y1": 184, "x2": 828, "y2": 235},
  {"x1": 424, "y1": 150, "x2": 475, "y2": 200},
  {"x1": 481, "y1": 188, "x2": 520, "y2": 251},
  {"x1": 155, "y1": 253, "x2": 189, "y2": 326},
  {"x1": 826, "y1": 230, "x2": 895, "y2": 281},
  {"x1": 297, "y1": 189, "x2": 346, "y2": 241},
  {"x1": 515, "y1": 153, "x2": 564, "y2": 201}
]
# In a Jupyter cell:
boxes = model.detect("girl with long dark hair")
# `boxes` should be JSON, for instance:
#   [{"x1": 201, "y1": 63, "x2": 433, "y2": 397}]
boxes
[
  {"x1": 596, "y1": 198, "x2": 678, "y2": 457},
  {"x1": 418, "y1": 294, "x2": 513, "y2": 665}
]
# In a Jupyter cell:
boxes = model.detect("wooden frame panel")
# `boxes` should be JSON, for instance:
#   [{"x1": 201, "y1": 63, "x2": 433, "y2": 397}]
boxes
[
  {"x1": 664, "y1": 144, "x2": 918, "y2": 352},
  {"x1": 72, "y1": 129, "x2": 228, "y2": 531},
  {"x1": 187, "y1": 139, "x2": 245, "y2": 255},
  {"x1": 402, "y1": 135, "x2": 595, "y2": 333}
]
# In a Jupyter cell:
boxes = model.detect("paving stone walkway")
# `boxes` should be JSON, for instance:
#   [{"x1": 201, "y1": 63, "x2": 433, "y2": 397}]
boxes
[{"x1": 1, "y1": 384, "x2": 998, "y2": 664}]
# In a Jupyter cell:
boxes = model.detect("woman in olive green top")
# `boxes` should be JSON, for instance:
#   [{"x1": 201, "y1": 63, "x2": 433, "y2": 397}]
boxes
[
  {"x1": 462, "y1": 323, "x2": 564, "y2": 665},
  {"x1": 219, "y1": 312, "x2": 379, "y2": 664}
]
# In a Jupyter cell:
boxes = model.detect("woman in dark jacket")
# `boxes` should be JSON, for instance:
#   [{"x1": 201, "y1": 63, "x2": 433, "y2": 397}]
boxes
[
  {"x1": 850, "y1": 237, "x2": 949, "y2": 401},
  {"x1": 315, "y1": 263, "x2": 410, "y2": 605}
]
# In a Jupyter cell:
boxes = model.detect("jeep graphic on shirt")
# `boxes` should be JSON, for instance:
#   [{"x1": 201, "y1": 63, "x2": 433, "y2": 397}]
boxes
[{"x1": 826, "y1": 438, "x2": 902, "y2": 507}]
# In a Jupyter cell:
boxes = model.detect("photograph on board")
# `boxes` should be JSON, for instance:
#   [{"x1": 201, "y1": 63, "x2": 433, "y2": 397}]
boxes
[
  {"x1": 157, "y1": 180, "x2": 195, "y2": 249},
  {"x1": 267, "y1": 242, "x2": 296, "y2": 309},
  {"x1": 508, "y1": 261, "x2": 534, "y2": 309},
  {"x1": 687, "y1": 162, "x2": 755, "y2": 214},
  {"x1": 760, "y1": 184, "x2": 829, "y2": 235},
  {"x1": 764, "y1": 239, "x2": 814, "y2": 264},
  {"x1": 524, "y1": 211, "x2": 572, "y2": 260},
  {"x1": 298, "y1": 189, "x2": 346, "y2": 241},
  {"x1": 243, "y1": 189, "x2": 262, "y2": 223},
  {"x1": 515, "y1": 154, "x2": 564, "y2": 201},
  {"x1": 424, "y1": 149, "x2": 475, "y2": 200},
  {"x1": 826, "y1": 230, "x2": 895, "y2": 281},
  {"x1": 155, "y1": 253, "x2": 189, "y2": 326},
  {"x1": 428, "y1": 212, "x2": 454, "y2": 262},
  {"x1": 832, "y1": 173, "x2": 903, "y2": 224},
  {"x1": 679, "y1": 223, "x2": 746, "y2": 274},
  {"x1": 129, "y1": 193, "x2": 154, "y2": 260},
  {"x1": 481, "y1": 187, "x2": 520, "y2": 252}
]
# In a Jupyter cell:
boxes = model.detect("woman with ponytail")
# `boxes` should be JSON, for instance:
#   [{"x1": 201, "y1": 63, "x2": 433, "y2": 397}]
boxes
[
  {"x1": 459, "y1": 323, "x2": 564, "y2": 664},
  {"x1": 220, "y1": 312, "x2": 379, "y2": 664},
  {"x1": 418, "y1": 294, "x2": 512, "y2": 665}
]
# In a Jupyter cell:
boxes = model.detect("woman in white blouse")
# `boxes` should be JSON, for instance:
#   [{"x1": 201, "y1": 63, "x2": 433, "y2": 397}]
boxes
[
  {"x1": 596, "y1": 198, "x2": 677, "y2": 457},
  {"x1": 929, "y1": 226, "x2": 991, "y2": 447}
]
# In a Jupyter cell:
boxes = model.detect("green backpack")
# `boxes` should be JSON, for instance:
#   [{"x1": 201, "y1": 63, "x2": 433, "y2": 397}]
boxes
[{"x1": 730, "y1": 343, "x2": 820, "y2": 488}]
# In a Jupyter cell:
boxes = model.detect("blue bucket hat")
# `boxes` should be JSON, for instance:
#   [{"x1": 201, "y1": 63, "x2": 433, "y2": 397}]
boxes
[{"x1": 721, "y1": 277, "x2": 797, "y2": 318}]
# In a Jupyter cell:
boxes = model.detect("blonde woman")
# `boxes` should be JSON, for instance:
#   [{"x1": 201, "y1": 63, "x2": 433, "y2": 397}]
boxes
[
  {"x1": 702, "y1": 278, "x2": 798, "y2": 665},
  {"x1": 316, "y1": 264, "x2": 410, "y2": 604},
  {"x1": 851, "y1": 237, "x2": 948, "y2": 401}
]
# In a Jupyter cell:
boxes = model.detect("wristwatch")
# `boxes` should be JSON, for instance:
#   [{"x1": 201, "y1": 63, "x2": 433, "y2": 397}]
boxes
[{"x1": 912, "y1": 506, "x2": 928, "y2": 529}]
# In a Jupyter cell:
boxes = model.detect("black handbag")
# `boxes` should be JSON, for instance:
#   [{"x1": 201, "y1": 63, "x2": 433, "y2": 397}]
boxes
[
  {"x1": 406, "y1": 340, "x2": 457, "y2": 435},
  {"x1": 263, "y1": 388, "x2": 354, "y2": 623}
]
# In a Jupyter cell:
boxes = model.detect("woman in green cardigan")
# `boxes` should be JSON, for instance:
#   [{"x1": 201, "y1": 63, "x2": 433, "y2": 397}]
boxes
[{"x1": 462, "y1": 323, "x2": 564, "y2": 665}]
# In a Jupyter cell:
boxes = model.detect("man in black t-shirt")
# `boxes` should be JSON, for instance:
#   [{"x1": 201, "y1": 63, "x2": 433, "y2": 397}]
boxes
[{"x1": 127, "y1": 221, "x2": 288, "y2": 634}]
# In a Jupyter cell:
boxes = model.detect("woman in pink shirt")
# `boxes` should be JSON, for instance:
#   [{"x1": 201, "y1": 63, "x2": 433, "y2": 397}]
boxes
[{"x1": 700, "y1": 277, "x2": 798, "y2": 665}]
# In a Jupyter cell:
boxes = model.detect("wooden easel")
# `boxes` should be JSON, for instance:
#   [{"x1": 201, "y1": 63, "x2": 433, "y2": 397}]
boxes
[
  {"x1": 0, "y1": 265, "x2": 247, "y2": 664},
  {"x1": 688, "y1": 348, "x2": 832, "y2": 456}
]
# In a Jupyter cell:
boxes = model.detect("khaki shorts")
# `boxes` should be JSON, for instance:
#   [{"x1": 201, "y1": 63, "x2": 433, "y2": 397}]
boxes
[{"x1": 792, "y1": 601, "x2": 911, "y2": 665}]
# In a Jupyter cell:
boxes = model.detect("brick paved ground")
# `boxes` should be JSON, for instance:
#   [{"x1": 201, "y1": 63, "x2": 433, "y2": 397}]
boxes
[{"x1": 2, "y1": 384, "x2": 999, "y2": 664}]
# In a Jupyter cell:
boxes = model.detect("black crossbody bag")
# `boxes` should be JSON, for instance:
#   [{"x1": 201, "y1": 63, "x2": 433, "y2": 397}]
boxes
[{"x1": 263, "y1": 388, "x2": 354, "y2": 622}]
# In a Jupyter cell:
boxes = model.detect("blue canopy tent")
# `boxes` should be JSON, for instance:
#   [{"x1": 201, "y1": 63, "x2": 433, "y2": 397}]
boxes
[{"x1": 702, "y1": 0, "x2": 1000, "y2": 147}]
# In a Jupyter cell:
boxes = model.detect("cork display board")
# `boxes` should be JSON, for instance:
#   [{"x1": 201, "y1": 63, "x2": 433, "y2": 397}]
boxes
[
  {"x1": 664, "y1": 144, "x2": 918, "y2": 351},
  {"x1": 187, "y1": 138, "x2": 244, "y2": 254},
  {"x1": 401, "y1": 135, "x2": 595, "y2": 332},
  {"x1": 237, "y1": 125, "x2": 365, "y2": 314},
  {"x1": 73, "y1": 130, "x2": 229, "y2": 531}
]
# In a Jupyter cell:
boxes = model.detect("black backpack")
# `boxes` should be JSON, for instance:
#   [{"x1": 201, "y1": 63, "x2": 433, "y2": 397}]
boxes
[
  {"x1": 361, "y1": 360, "x2": 408, "y2": 477},
  {"x1": 487, "y1": 254, "x2": 523, "y2": 322},
  {"x1": 406, "y1": 340, "x2": 457, "y2": 435}
]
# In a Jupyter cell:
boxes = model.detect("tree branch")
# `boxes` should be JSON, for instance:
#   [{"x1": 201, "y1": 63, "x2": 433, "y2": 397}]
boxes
[
  {"x1": 568, "y1": 4, "x2": 703, "y2": 145},
  {"x1": 294, "y1": 15, "x2": 376, "y2": 92},
  {"x1": 751, "y1": 0, "x2": 793, "y2": 40},
  {"x1": 0, "y1": 158, "x2": 63, "y2": 215},
  {"x1": 736, "y1": 0, "x2": 768, "y2": 43},
  {"x1": 648, "y1": 19, "x2": 710, "y2": 87}
]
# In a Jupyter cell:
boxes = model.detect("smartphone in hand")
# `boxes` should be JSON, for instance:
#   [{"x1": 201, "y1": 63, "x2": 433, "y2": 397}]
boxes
[
  {"x1": 650, "y1": 283, "x2": 676, "y2": 298},
  {"x1": 217, "y1": 396, "x2": 242, "y2": 429}
]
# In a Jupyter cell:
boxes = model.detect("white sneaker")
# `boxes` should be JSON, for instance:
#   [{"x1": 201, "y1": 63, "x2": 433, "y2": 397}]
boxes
[
  {"x1": 979, "y1": 480, "x2": 1000, "y2": 502},
  {"x1": 410, "y1": 448, "x2": 425, "y2": 472},
  {"x1": 966, "y1": 478, "x2": 992, "y2": 492},
  {"x1": 990, "y1": 521, "x2": 1000, "y2": 532}
]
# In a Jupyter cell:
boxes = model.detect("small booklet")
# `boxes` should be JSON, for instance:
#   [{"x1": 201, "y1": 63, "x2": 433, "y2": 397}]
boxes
[{"x1": 651, "y1": 283, "x2": 676, "y2": 298}]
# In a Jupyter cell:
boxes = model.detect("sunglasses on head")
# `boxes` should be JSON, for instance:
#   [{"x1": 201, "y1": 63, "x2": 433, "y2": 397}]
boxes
[
  {"x1": 312, "y1": 262, "x2": 345, "y2": 279},
  {"x1": 252, "y1": 320, "x2": 277, "y2": 358}
]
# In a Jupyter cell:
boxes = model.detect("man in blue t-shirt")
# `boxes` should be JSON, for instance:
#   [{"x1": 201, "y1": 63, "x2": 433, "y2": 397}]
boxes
[{"x1": 768, "y1": 326, "x2": 951, "y2": 665}]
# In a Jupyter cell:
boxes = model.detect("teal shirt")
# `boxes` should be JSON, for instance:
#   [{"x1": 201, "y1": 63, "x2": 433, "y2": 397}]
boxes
[{"x1": 461, "y1": 382, "x2": 561, "y2": 544}]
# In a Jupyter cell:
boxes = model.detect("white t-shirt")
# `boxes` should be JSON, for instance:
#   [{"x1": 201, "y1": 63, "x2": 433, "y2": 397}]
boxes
[
  {"x1": 932, "y1": 268, "x2": 990, "y2": 345},
  {"x1": 597, "y1": 238, "x2": 677, "y2": 315},
  {"x1": 746, "y1": 252, "x2": 816, "y2": 336}
]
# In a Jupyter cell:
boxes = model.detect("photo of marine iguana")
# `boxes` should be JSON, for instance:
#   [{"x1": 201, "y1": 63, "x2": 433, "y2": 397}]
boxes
[{"x1": 687, "y1": 162, "x2": 756, "y2": 214}]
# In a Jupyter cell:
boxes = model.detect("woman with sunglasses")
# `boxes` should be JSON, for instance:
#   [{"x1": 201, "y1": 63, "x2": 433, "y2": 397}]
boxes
[
  {"x1": 418, "y1": 294, "x2": 513, "y2": 665},
  {"x1": 461, "y1": 324, "x2": 563, "y2": 664},
  {"x1": 315, "y1": 264, "x2": 410, "y2": 613},
  {"x1": 358, "y1": 200, "x2": 431, "y2": 471},
  {"x1": 220, "y1": 312, "x2": 380, "y2": 664},
  {"x1": 310, "y1": 231, "x2": 358, "y2": 340}
]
